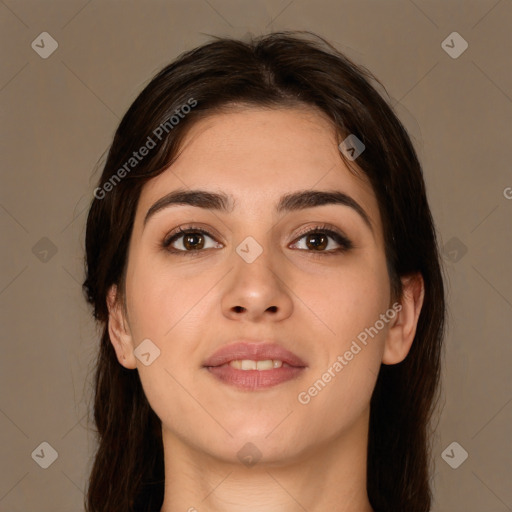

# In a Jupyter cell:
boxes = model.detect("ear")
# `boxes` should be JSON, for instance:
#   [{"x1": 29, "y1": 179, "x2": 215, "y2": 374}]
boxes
[
  {"x1": 382, "y1": 273, "x2": 425, "y2": 365},
  {"x1": 106, "y1": 284, "x2": 137, "y2": 369}
]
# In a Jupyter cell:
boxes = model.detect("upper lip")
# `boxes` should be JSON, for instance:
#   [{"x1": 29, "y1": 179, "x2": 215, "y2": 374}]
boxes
[{"x1": 203, "y1": 341, "x2": 307, "y2": 368}]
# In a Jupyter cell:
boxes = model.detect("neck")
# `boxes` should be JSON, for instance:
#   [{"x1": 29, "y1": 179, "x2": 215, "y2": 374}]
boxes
[{"x1": 159, "y1": 408, "x2": 374, "y2": 512}]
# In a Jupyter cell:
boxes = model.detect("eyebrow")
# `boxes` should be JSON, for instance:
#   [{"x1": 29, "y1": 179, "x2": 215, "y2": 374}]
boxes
[{"x1": 143, "y1": 188, "x2": 373, "y2": 232}]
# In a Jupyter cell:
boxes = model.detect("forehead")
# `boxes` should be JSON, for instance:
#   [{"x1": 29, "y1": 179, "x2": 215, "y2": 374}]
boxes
[{"x1": 137, "y1": 107, "x2": 379, "y2": 224}]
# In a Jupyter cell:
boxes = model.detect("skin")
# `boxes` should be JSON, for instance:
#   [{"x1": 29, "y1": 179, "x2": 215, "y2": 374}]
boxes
[{"x1": 107, "y1": 106, "x2": 424, "y2": 512}]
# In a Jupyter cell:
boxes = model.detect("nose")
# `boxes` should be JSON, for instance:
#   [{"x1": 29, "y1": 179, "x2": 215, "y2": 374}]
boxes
[{"x1": 221, "y1": 248, "x2": 294, "y2": 323}]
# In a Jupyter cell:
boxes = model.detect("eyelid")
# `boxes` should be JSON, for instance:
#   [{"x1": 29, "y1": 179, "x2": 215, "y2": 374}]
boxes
[
  {"x1": 162, "y1": 224, "x2": 222, "y2": 250},
  {"x1": 290, "y1": 223, "x2": 354, "y2": 251},
  {"x1": 161, "y1": 222, "x2": 353, "y2": 254}
]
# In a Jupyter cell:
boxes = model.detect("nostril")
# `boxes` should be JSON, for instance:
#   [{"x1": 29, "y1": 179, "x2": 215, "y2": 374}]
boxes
[{"x1": 233, "y1": 306, "x2": 246, "y2": 313}]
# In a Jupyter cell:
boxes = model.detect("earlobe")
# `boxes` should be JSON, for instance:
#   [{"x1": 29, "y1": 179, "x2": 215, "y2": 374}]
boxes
[
  {"x1": 106, "y1": 284, "x2": 137, "y2": 369},
  {"x1": 382, "y1": 273, "x2": 425, "y2": 365}
]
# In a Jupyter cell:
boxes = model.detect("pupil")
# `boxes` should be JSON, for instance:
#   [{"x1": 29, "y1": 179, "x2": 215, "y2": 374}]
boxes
[
  {"x1": 184, "y1": 233, "x2": 204, "y2": 250},
  {"x1": 306, "y1": 234, "x2": 327, "y2": 251}
]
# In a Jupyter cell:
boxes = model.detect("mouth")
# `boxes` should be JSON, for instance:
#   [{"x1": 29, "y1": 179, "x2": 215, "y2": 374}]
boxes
[{"x1": 203, "y1": 341, "x2": 307, "y2": 391}]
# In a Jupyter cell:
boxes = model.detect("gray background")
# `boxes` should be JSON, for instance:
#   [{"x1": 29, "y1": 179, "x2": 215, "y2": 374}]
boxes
[{"x1": 1, "y1": 0, "x2": 511, "y2": 510}]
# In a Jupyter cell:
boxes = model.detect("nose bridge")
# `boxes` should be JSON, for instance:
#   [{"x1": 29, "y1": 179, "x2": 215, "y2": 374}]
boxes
[{"x1": 220, "y1": 232, "x2": 293, "y2": 321}]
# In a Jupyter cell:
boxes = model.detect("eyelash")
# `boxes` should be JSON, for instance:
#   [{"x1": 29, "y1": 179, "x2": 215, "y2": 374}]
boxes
[{"x1": 161, "y1": 223, "x2": 353, "y2": 256}]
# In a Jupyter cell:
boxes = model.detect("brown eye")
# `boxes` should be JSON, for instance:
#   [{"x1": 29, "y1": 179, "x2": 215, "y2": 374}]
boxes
[
  {"x1": 163, "y1": 227, "x2": 222, "y2": 254},
  {"x1": 290, "y1": 227, "x2": 353, "y2": 254},
  {"x1": 182, "y1": 232, "x2": 205, "y2": 250},
  {"x1": 305, "y1": 233, "x2": 328, "y2": 251}
]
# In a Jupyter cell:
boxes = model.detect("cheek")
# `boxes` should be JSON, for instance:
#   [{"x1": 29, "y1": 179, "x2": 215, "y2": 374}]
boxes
[
  {"x1": 126, "y1": 257, "x2": 210, "y2": 340},
  {"x1": 292, "y1": 256, "x2": 390, "y2": 412},
  {"x1": 124, "y1": 260, "x2": 210, "y2": 435},
  {"x1": 295, "y1": 254, "x2": 391, "y2": 342}
]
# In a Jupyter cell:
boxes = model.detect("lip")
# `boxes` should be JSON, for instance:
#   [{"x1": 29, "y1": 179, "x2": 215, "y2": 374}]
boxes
[
  {"x1": 203, "y1": 341, "x2": 307, "y2": 391},
  {"x1": 202, "y1": 341, "x2": 307, "y2": 368}
]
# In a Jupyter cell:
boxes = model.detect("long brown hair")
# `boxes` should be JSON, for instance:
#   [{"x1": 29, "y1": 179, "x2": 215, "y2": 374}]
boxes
[{"x1": 83, "y1": 31, "x2": 445, "y2": 512}]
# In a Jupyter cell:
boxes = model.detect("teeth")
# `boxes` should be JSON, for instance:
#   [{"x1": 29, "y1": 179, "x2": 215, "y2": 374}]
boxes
[
  {"x1": 229, "y1": 359, "x2": 284, "y2": 370},
  {"x1": 241, "y1": 360, "x2": 256, "y2": 370}
]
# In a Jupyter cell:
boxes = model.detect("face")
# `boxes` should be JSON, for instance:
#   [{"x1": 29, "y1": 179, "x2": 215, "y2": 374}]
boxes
[{"x1": 113, "y1": 106, "x2": 397, "y2": 464}]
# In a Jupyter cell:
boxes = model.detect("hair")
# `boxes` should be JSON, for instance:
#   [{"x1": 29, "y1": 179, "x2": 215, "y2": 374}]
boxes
[{"x1": 83, "y1": 31, "x2": 445, "y2": 512}]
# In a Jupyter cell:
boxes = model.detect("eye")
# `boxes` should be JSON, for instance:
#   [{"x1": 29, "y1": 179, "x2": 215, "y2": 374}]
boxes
[
  {"x1": 162, "y1": 223, "x2": 352, "y2": 255},
  {"x1": 290, "y1": 224, "x2": 353, "y2": 254},
  {"x1": 162, "y1": 226, "x2": 223, "y2": 254}
]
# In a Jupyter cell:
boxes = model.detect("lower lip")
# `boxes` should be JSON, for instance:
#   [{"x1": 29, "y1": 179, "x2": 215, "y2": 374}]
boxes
[{"x1": 206, "y1": 365, "x2": 305, "y2": 390}]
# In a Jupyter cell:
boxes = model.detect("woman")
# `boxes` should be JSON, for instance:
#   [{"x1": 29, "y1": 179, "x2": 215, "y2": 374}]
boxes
[{"x1": 83, "y1": 31, "x2": 445, "y2": 512}]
